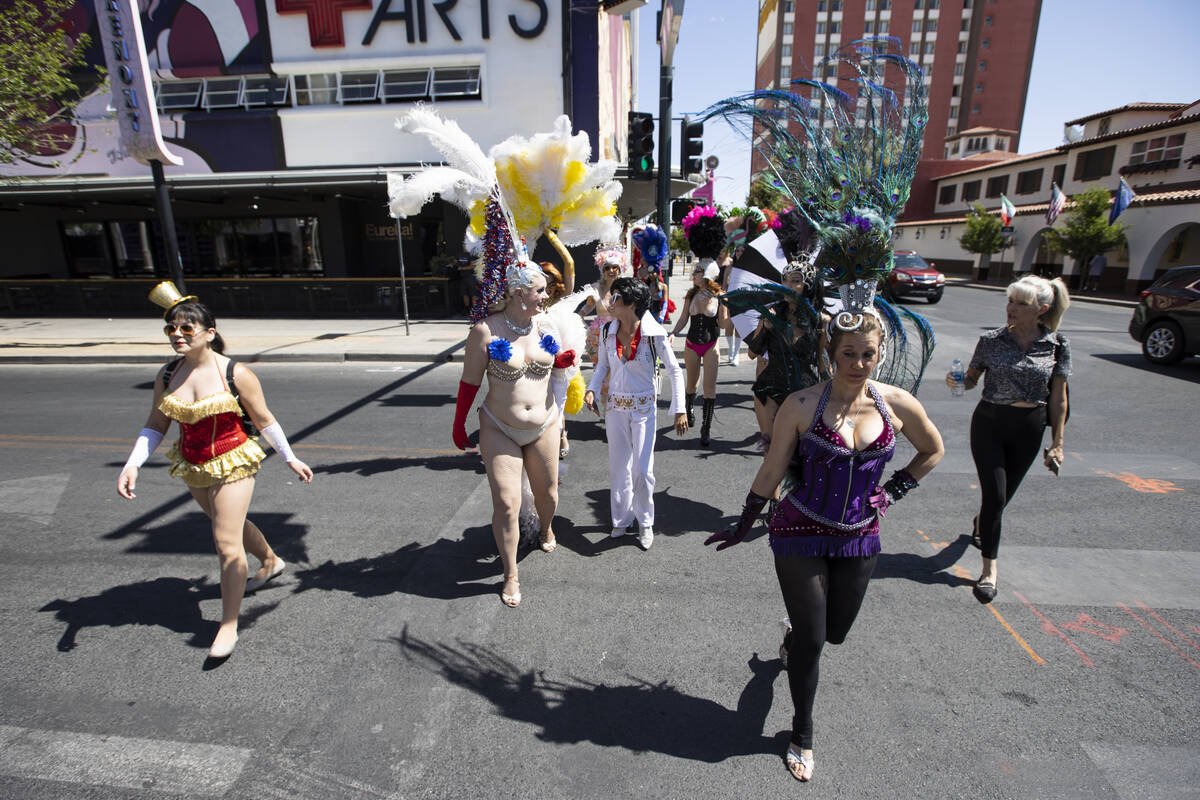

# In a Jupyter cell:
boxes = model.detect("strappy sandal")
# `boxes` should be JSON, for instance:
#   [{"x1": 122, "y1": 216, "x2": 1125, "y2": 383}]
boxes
[
  {"x1": 501, "y1": 575, "x2": 521, "y2": 607},
  {"x1": 539, "y1": 531, "x2": 557, "y2": 553},
  {"x1": 559, "y1": 432, "x2": 570, "y2": 459},
  {"x1": 785, "y1": 745, "x2": 814, "y2": 782}
]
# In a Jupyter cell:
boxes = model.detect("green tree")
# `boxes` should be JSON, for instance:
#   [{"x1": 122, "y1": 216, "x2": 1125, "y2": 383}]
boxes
[
  {"x1": 1040, "y1": 186, "x2": 1127, "y2": 270},
  {"x1": 668, "y1": 224, "x2": 688, "y2": 255},
  {"x1": 958, "y1": 202, "x2": 1006, "y2": 276},
  {"x1": 745, "y1": 174, "x2": 790, "y2": 212},
  {"x1": 0, "y1": 0, "x2": 97, "y2": 164}
]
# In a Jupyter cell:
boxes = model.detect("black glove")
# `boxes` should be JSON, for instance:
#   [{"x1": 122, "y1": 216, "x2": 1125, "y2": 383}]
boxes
[{"x1": 705, "y1": 491, "x2": 770, "y2": 551}]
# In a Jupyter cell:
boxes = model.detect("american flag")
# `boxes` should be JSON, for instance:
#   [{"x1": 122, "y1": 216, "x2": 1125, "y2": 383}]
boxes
[{"x1": 1046, "y1": 182, "x2": 1066, "y2": 226}]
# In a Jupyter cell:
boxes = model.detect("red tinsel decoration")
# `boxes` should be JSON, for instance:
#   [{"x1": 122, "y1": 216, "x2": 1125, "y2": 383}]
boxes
[{"x1": 470, "y1": 197, "x2": 516, "y2": 323}]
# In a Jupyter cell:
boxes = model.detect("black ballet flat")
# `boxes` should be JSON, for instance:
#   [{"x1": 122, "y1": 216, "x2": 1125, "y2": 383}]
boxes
[{"x1": 973, "y1": 580, "x2": 997, "y2": 604}]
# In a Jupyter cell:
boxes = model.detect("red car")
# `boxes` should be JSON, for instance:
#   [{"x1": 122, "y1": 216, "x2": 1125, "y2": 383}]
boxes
[{"x1": 885, "y1": 251, "x2": 946, "y2": 304}]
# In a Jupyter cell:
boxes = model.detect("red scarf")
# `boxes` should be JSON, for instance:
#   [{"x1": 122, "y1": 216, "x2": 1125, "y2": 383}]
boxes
[{"x1": 615, "y1": 325, "x2": 642, "y2": 362}]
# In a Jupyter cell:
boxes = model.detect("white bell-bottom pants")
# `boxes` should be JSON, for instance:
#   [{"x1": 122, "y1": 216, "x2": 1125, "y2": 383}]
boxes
[{"x1": 605, "y1": 405, "x2": 657, "y2": 529}]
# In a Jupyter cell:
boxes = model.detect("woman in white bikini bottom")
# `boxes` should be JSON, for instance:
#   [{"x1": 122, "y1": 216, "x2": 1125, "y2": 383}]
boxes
[{"x1": 480, "y1": 404, "x2": 561, "y2": 448}]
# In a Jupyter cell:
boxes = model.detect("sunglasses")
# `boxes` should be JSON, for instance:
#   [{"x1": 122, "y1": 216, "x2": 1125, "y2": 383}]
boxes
[{"x1": 164, "y1": 322, "x2": 201, "y2": 336}]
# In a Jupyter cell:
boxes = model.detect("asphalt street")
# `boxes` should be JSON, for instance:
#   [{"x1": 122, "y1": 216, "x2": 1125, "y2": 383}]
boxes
[{"x1": 0, "y1": 286, "x2": 1197, "y2": 799}]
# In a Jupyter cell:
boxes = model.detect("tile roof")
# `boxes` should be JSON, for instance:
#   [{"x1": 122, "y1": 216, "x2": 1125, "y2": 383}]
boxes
[
  {"x1": 936, "y1": 149, "x2": 1061, "y2": 180},
  {"x1": 1063, "y1": 103, "x2": 1189, "y2": 127},
  {"x1": 897, "y1": 187, "x2": 1200, "y2": 226},
  {"x1": 1059, "y1": 113, "x2": 1200, "y2": 151}
]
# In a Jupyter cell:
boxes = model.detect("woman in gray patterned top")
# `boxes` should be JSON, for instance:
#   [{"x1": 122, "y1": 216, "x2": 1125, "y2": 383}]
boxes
[{"x1": 945, "y1": 275, "x2": 1071, "y2": 604}]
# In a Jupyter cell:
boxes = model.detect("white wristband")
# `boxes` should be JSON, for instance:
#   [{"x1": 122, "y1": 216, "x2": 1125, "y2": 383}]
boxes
[
  {"x1": 259, "y1": 422, "x2": 297, "y2": 462},
  {"x1": 124, "y1": 427, "x2": 164, "y2": 470}
]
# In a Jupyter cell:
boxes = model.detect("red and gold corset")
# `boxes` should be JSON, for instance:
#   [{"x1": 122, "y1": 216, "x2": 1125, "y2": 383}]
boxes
[{"x1": 158, "y1": 392, "x2": 265, "y2": 487}]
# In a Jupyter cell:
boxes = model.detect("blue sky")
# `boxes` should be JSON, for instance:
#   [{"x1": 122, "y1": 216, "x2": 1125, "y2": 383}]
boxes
[{"x1": 635, "y1": 0, "x2": 1200, "y2": 209}]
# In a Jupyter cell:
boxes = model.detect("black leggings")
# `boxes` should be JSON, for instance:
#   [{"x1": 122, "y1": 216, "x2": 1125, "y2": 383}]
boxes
[
  {"x1": 970, "y1": 401, "x2": 1047, "y2": 560},
  {"x1": 775, "y1": 553, "x2": 878, "y2": 750}
]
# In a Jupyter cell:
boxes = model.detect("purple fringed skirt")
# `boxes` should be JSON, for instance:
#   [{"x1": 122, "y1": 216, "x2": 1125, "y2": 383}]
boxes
[{"x1": 768, "y1": 497, "x2": 881, "y2": 558}]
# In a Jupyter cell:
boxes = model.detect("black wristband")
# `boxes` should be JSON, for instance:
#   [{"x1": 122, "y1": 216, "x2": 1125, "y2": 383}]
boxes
[{"x1": 881, "y1": 469, "x2": 919, "y2": 504}]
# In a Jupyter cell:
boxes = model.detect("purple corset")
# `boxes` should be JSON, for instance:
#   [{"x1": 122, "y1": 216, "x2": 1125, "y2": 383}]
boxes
[{"x1": 769, "y1": 382, "x2": 896, "y2": 558}]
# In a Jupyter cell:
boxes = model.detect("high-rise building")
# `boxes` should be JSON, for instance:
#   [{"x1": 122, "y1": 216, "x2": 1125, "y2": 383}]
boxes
[{"x1": 755, "y1": 0, "x2": 1042, "y2": 217}]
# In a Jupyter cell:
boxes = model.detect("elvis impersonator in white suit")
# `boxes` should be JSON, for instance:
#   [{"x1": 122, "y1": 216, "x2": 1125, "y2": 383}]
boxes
[{"x1": 585, "y1": 277, "x2": 688, "y2": 550}]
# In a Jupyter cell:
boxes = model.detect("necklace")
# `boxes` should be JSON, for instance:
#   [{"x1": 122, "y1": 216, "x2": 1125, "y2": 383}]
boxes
[
  {"x1": 504, "y1": 311, "x2": 533, "y2": 336},
  {"x1": 831, "y1": 388, "x2": 864, "y2": 430}
]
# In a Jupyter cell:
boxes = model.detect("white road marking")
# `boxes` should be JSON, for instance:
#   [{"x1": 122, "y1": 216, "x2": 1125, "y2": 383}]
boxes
[
  {"x1": 0, "y1": 473, "x2": 71, "y2": 525},
  {"x1": 1082, "y1": 742, "x2": 1200, "y2": 799},
  {"x1": 0, "y1": 724, "x2": 251, "y2": 796}
]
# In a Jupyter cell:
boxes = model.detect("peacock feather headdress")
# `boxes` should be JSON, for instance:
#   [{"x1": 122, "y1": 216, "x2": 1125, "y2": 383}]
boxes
[{"x1": 702, "y1": 37, "x2": 927, "y2": 326}]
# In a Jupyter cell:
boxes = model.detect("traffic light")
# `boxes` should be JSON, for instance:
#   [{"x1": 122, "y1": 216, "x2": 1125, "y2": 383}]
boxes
[
  {"x1": 627, "y1": 111, "x2": 655, "y2": 180},
  {"x1": 681, "y1": 116, "x2": 704, "y2": 178},
  {"x1": 672, "y1": 197, "x2": 705, "y2": 224}
]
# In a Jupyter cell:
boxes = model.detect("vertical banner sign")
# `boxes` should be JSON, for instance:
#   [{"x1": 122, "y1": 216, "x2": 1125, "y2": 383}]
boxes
[{"x1": 93, "y1": 0, "x2": 184, "y2": 166}]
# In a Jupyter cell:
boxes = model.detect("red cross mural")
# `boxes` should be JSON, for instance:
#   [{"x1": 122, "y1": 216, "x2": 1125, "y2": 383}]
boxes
[{"x1": 276, "y1": 0, "x2": 372, "y2": 47}]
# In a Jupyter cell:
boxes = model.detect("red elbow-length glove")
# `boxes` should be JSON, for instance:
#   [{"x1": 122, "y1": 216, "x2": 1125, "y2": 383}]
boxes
[{"x1": 452, "y1": 380, "x2": 481, "y2": 450}]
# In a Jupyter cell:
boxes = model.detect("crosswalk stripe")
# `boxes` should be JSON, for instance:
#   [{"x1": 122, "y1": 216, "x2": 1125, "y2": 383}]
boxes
[{"x1": 0, "y1": 724, "x2": 251, "y2": 796}]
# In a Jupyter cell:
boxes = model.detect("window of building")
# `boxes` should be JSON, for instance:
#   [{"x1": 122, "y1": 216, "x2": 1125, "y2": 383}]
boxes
[
  {"x1": 831, "y1": 0, "x2": 842, "y2": 10},
  {"x1": 339, "y1": 71, "x2": 380, "y2": 103},
  {"x1": 381, "y1": 69, "x2": 431, "y2": 101},
  {"x1": 985, "y1": 175, "x2": 1008, "y2": 198},
  {"x1": 1074, "y1": 145, "x2": 1116, "y2": 180},
  {"x1": 1097, "y1": 117, "x2": 1112, "y2": 136},
  {"x1": 243, "y1": 76, "x2": 290, "y2": 107},
  {"x1": 964, "y1": 0, "x2": 972, "y2": 6},
  {"x1": 829, "y1": 21, "x2": 840, "y2": 33},
  {"x1": 962, "y1": 180, "x2": 981, "y2": 201},
  {"x1": 1015, "y1": 168, "x2": 1043, "y2": 195},
  {"x1": 926, "y1": 19, "x2": 937, "y2": 31},
  {"x1": 815, "y1": 43, "x2": 826, "y2": 57},
  {"x1": 294, "y1": 74, "x2": 338, "y2": 105},
  {"x1": 957, "y1": 41, "x2": 967, "y2": 53},
  {"x1": 878, "y1": 20, "x2": 889, "y2": 32},
  {"x1": 866, "y1": 0, "x2": 875, "y2": 9},
  {"x1": 952, "y1": 84, "x2": 960, "y2": 97},
  {"x1": 951, "y1": 140, "x2": 961, "y2": 154},
  {"x1": 976, "y1": 82, "x2": 983, "y2": 92},
  {"x1": 982, "y1": 38, "x2": 990, "y2": 48},
  {"x1": 1052, "y1": 163, "x2": 1066, "y2": 186},
  {"x1": 864, "y1": 20, "x2": 874, "y2": 33},
  {"x1": 202, "y1": 78, "x2": 243, "y2": 109},
  {"x1": 912, "y1": 19, "x2": 922, "y2": 33},
  {"x1": 782, "y1": 44, "x2": 792, "y2": 58},
  {"x1": 961, "y1": 17, "x2": 970, "y2": 31},
  {"x1": 817, "y1": 0, "x2": 826, "y2": 11},
  {"x1": 879, "y1": 0, "x2": 889, "y2": 9},
  {"x1": 996, "y1": 137, "x2": 1007, "y2": 150},
  {"x1": 939, "y1": 184, "x2": 958, "y2": 204},
  {"x1": 985, "y1": 14, "x2": 993, "y2": 24},
  {"x1": 910, "y1": 41, "x2": 920, "y2": 55},
  {"x1": 158, "y1": 80, "x2": 204, "y2": 110},
  {"x1": 913, "y1": 0, "x2": 923, "y2": 8},
  {"x1": 783, "y1": 0, "x2": 793, "y2": 11},
  {"x1": 816, "y1": 22, "x2": 825, "y2": 34},
  {"x1": 928, "y1": 0, "x2": 938, "y2": 7},
  {"x1": 431, "y1": 66, "x2": 480, "y2": 98},
  {"x1": 972, "y1": 104, "x2": 980, "y2": 114},
  {"x1": 1129, "y1": 133, "x2": 1186, "y2": 165},
  {"x1": 954, "y1": 63, "x2": 964, "y2": 75},
  {"x1": 783, "y1": 22, "x2": 793, "y2": 35},
  {"x1": 947, "y1": 125, "x2": 957, "y2": 136},
  {"x1": 924, "y1": 41, "x2": 935, "y2": 54},
  {"x1": 978, "y1": 60, "x2": 987, "y2": 70}
]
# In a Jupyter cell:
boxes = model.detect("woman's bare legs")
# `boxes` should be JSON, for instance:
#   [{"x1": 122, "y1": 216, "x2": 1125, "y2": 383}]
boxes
[
  {"x1": 684, "y1": 348, "x2": 700, "y2": 394},
  {"x1": 478, "y1": 410, "x2": 525, "y2": 605},
  {"x1": 190, "y1": 477, "x2": 256, "y2": 653},
  {"x1": 522, "y1": 411, "x2": 561, "y2": 551}
]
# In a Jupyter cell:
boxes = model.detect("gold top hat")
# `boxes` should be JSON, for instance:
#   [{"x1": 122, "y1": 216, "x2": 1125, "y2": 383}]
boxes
[{"x1": 148, "y1": 281, "x2": 198, "y2": 312}]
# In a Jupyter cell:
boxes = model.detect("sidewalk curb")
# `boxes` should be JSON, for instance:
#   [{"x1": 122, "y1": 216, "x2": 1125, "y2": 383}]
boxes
[{"x1": 944, "y1": 279, "x2": 1136, "y2": 308}]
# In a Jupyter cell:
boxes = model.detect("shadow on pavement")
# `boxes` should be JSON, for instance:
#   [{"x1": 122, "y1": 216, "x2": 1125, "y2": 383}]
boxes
[
  {"x1": 314, "y1": 454, "x2": 486, "y2": 478},
  {"x1": 873, "y1": 534, "x2": 974, "y2": 586},
  {"x1": 557, "y1": 488, "x2": 728, "y2": 559},
  {"x1": 39, "y1": 576, "x2": 280, "y2": 652},
  {"x1": 394, "y1": 627, "x2": 789, "y2": 763},
  {"x1": 103, "y1": 511, "x2": 313, "y2": 565},
  {"x1": 289, "y1": 522, "x2": 522, "y2": 601},
  {"x1": 1090, "y1": 352, "x2": 1200, "y2": 383}
]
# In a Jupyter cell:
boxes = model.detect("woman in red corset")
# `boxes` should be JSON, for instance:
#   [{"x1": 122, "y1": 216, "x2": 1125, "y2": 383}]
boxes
[{"x1": 117, "y1": 283, "x2": 312, "y2": 659}]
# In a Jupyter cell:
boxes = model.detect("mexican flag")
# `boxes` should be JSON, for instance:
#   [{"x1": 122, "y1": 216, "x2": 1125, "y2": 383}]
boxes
[{"x1": 999, "y1": 194, "x2": 1016, "y2": 226}]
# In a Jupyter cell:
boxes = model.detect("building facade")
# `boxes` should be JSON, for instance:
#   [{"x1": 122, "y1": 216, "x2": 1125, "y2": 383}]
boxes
[
  {"x1": 755, "y1": 0, "x2": 1041, "y2": 217},
  {"x1": 0, "y1": 0, "x2": 643, "y2": 315},
  {"x1": 894, "y1": 102, "x2": 1200, "y2": 294}
]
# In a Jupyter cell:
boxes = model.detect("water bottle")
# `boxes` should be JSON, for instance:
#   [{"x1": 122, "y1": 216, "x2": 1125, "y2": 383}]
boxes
[{"x1": 950, "y1": 358, "x2": 966, "y2": 398}]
